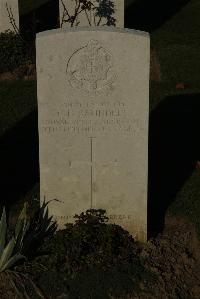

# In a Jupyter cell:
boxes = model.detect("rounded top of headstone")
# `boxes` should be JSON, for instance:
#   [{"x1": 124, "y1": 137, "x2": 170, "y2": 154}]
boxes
[{"x1": 36, "y1": 26, "x2": 150, "y2": 39}]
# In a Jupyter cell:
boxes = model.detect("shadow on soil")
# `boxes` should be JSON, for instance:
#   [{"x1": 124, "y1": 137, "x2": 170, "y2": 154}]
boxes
[
  {"x1": 125, "y1": 0, "x2": 190, "y2": 32},
  {"x1": 148, "y1": 93, "x2": 200, "y2": 238},
  {"x1": 0, "y1": 109, "x2": 39, "y2": 212}
]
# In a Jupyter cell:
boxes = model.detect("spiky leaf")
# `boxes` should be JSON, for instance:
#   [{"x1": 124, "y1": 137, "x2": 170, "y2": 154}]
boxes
[
  {"x1": 14, "y1": 219, "x2": 30, "y2": 253},
  {"x1": 0, "y1": 253, "x2": 26, "y2": 272},
  {"x1": 0, "y1": 237, "x2": 15, "y2": 270},
  {"x1": 0, "y1": 207, "x2": 7, "y2": 257},
  {"x1": 15, "y1": 202, "x2": 28, "y2": 238}
]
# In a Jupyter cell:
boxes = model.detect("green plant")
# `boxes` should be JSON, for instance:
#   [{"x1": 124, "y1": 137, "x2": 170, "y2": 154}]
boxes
[
  {"x1": 61, "y1": 0, "x2": 116, "y2": 27},
  {"x1": 0, "y1": 200, "x2": 57, "y2": 298},
  {"x1": 74, "y1": 208, "x2": 109, "y2": 225},
  {"x1": 37, "y1": 209, "x2": 139, "y2": 274},
  {"x1": 19, "y1": 199, "x2": 58, "y2": 259},
  {"x1": 0, "y1": 206, "x2": 27, "y2": 272},
  {"x1": 0, "y1": 199, "x2": 57, "y2": 272},
  {"x1": 34, "y1": 209, "x2": 154, "y2": 298},
  {"x1": 0, "y1": 30, "x2": 35, "y2": 76}
]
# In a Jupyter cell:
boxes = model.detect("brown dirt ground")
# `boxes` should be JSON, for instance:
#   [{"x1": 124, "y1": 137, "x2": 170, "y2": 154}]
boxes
[
  {"x1": 130, "y1": 214, "x2": 200, "y2": 299},
  {"x1": 0, "y1": 272, "x2": 19, "y2": 299}
]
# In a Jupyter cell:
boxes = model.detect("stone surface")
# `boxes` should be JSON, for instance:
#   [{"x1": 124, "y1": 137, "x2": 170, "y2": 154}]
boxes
[
  {"x1": 0, "y1": 0, "x2": 19, "y2": 32},
  {"x1": 59, "y1": 0, "x2": 124, "y2": 28},
  {"x1": 36, "y1": 27, "x2": 150, "y2": 241}
]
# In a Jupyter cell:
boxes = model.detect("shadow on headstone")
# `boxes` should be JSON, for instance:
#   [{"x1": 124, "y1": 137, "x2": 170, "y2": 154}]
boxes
[
  {"x1": 0, "y1": 110, "x2": 39, "y2": 212},
  {"x1": 148, "y1": 93, "x2": 200, "y2": 237},
  {"x1": 125, "y1": 0, "x2": 190, "y2": 32}
]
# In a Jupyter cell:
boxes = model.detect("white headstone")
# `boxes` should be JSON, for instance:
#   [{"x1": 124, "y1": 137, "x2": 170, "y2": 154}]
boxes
[
  {"x1": 36, "y1": 27, "x2": 150, "y2": 241},
  {"x1": 59, "y1": 0, "x2": 124, "y2": 28},
  {"x1": 0, "y1": 0, "x2": 19, "y2": 33}
]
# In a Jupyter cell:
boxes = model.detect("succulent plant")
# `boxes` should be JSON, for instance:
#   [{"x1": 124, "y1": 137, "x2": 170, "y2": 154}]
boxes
[
  {"x1": 20, "y1": 199, "x2": 58, "y2": 259},
  {"x1": 0, "y1": 207, "x2": 26, "y2": 272},
  {"x1": 0, "y1": 199, "x2": 57, "y2": 272}
]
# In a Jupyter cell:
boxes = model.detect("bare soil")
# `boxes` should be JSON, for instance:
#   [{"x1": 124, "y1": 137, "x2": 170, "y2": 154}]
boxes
[
  {"x1": 0, "y1": 272, "x2": 18, "y2": 299},
  {"x1": 134, "y1": 214, "x2": 200, "y2": 299}
]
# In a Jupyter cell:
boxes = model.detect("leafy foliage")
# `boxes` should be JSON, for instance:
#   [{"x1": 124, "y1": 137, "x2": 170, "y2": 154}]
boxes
[
  {"x1": 74, "y1": 208, "x2": 109, "y2": 225},
  {"x1": 35, "y1": 209, "x2": 154, "y2": 298},
  {"x1": 0, "y1": 31, "x2": 27, "y2": 73},
  {"x1": 61, "y1": 0, "x2": 116, "y2": 27},
  {"x1": 0, "y1": 30, "x2": 35, "y2": 74},
  {"x1": 37, "y1": 209, "x2": 140, "y2": 273},
  {"x1": 95, "y1": 0, "x2": 116, "y2": 26}
]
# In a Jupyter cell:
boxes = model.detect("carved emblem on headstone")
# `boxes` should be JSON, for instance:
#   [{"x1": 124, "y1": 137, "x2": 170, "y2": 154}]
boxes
[{"x1": 67, "y1": 40, "x2": 116, "y2": 94}]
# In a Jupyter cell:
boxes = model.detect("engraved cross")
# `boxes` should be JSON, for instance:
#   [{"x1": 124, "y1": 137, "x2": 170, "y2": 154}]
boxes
[{"x1": 69, "y1": 137, "x2": 120, "y2": 208}]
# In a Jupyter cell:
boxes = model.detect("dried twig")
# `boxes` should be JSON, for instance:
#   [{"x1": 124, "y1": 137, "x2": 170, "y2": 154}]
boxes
[{"x1": 5, "y1": 2, "x2": 31, "y2": 46}]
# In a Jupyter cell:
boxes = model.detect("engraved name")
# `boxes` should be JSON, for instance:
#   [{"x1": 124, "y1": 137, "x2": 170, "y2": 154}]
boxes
[{"x1": 41, "y1": 100, "x2": 143, "y2": 136}]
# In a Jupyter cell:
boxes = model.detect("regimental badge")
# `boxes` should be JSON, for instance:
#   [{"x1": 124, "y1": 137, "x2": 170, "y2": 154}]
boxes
[{"x1": 67, "y1": 40, "x2": 116, "y2": 95}]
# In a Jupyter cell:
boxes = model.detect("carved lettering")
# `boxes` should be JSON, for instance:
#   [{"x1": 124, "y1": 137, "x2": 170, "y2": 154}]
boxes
[
  {"x1": 41, "y1": 99, "x2": 143, "y2": 136},
  {"x1": 53, "y1": 214, "x2": 132, "y2": 221}
]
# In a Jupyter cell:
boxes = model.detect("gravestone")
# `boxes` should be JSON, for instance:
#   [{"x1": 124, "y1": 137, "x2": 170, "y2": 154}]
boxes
[
  {"x1": 0, "y1": 0, "x2": 19, "y2": 32},
  {"x1": 36, "y1": 27, "x2": 150, "y2": 241},
  {"x1": 59, "y1": 0, "x2": 124, "y2": 28}
]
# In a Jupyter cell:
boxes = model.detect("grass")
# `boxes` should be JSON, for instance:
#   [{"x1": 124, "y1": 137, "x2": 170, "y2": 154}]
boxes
[
  {"x1": 0, "y1": 80, "x2": 37, "y2": 137},
  {"x1": 157, "y1": 45, "x2": 200, "y2": 86},
  {"x1": 151, "y1": 0, "x2": 200, "y2": 47},
  {"x1": 151, "y1": 0, "x2": 200, "y2": 96}
]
